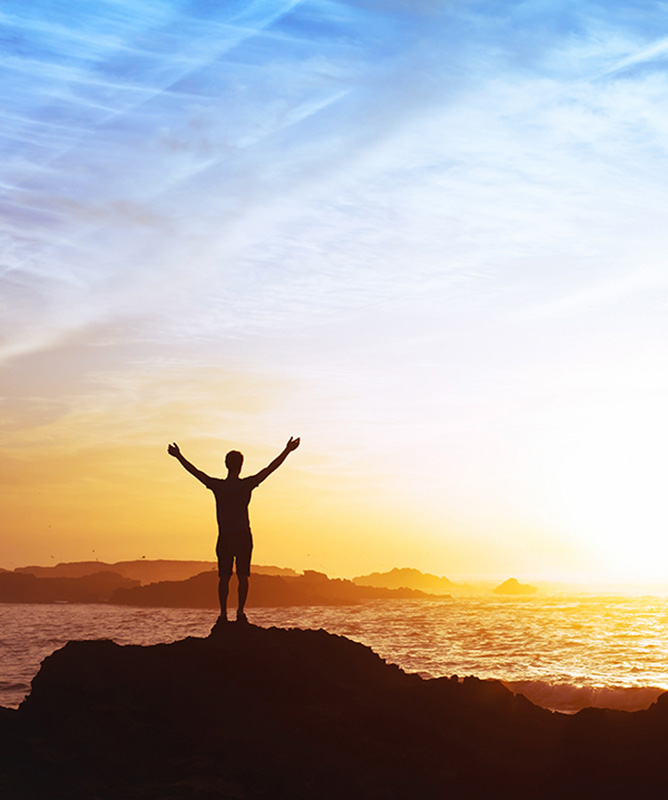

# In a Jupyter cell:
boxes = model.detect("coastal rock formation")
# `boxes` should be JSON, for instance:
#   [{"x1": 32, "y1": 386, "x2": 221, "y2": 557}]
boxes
[
  {"x1": 493, "y1": 577, "x2": 538, "y2": 595},
  {"x1": 2, "y1": 562, "x2": 443, "y2": 607},
  {"x1": 0, "y1": 562, "x2": 440, "y2": 608},
  {"x1": 0, "y1": 626, "x2": 548, "y2": 799},
  {"x1": 1, "y1": 626, "x2": 667, "y2": 798},
  {"x1": 353, "y1": 566, "x2": 453, "y2": 593},
  {"x1": 14, "y1": 559, "x2": 298, "y2": 585},
  {"x1": 111, "y1": 569, "x2": 443, "y2": 609}
]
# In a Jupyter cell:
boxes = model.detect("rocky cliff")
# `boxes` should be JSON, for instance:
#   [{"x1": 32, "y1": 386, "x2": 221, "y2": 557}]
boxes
[{"x1": 1, "y1": 625, "x2": 667, "y2": 799}]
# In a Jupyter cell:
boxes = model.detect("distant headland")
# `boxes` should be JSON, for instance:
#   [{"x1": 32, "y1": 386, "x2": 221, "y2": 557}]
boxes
[
  {"x1": 352, "y1": 566, "x2": 453, "y2": 592},
  {"x1": 0, "y1": 560, "x2": 454, "y2": 608},
  {"x1": 0, "y1": 559, "x2": 550, "y2": 607}
]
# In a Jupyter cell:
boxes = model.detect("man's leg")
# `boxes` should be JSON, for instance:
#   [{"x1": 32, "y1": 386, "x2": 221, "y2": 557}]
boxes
[
  {"x1": 216, "y1": 545, "x2": 234, "y2": 623},
  {"x1": 237, "y1": 573, "x2": 249, "y2": 613},
  {"x1": 218, "y1": 574, "x2": 232, "y2": 620},
  {"x1": 235, "y1": 535, "x2": 252, "y2": 622}
]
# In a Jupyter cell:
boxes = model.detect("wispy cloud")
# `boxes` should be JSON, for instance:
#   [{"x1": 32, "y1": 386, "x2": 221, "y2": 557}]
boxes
[{"x1": 3, "y1": 1, "x2": 668, "y2": 353}]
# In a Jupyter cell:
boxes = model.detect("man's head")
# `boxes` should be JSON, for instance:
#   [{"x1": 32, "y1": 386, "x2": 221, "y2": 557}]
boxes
[{"x1": 225, "y1": 450, "x2": 244, "y2": 476}]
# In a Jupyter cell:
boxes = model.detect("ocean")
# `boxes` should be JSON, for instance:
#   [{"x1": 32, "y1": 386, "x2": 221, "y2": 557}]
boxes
[{"x1": 2, "y1": 594, "x2": 668, "y2": 714}]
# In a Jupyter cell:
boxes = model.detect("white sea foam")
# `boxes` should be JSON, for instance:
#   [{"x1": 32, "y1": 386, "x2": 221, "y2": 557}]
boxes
[
  {"x1": 1, "y1": 594, "x2": 668, "y2": 712},
  {"x1": 503, "y1": 679, "x2": 664, "y2": 713}
]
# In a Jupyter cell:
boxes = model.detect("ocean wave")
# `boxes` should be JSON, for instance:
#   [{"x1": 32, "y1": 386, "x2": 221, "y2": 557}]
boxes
[
  {"x1": 0, "y1": 680, "x2": 29, "y2": 690},
  {"x1": 503, "y1": 679, "x2": 665, "y2": 714}
]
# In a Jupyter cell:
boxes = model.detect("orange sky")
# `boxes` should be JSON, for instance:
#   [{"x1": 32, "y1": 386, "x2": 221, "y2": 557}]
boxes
[
  {"x1": 0, "y1": 361, "x2": 648, "y2": 581},
  {"x1": 3, "y1": 328, "x2": 668, "y2": 582},
  {"x1": 4, "y1": 1, "x2": 668, "y2": 584}
]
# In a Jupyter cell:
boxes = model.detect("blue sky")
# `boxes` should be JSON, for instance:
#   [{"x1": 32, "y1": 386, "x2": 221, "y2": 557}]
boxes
[{"x1": 3, "y1": 0, "x2": 668, "y2": 579}]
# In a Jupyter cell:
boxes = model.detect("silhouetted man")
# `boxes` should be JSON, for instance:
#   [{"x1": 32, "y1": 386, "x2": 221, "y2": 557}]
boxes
[{"x1": 167, "y1": 438, "x2": 300, "y2": 626}]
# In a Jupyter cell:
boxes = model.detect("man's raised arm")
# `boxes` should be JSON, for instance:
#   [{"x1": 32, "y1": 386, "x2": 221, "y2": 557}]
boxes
[
  {"x1": 167, "y1": 442, "x2": 212, "y2": 485},
  {"x1": 252, "y1": 437, "x2": 300, "y2": 484}
]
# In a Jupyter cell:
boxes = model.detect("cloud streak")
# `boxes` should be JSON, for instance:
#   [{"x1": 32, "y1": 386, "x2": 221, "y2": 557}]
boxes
[{"x1": 2, "y1": 1, "x2": 668, "y2": 355}]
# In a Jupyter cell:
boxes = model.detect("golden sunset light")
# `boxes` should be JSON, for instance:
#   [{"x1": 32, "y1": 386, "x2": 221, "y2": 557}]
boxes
[{"x1": 2, "y1": 0, "x2": 668, "y2": 590}]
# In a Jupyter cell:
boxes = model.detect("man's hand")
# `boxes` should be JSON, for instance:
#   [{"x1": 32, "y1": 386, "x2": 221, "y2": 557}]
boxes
[
  {"x1": 286, "y1": 436, "x2": 300, "y2": 452},
  {"x1": 168, "y1": 442, "x2": 181, "y2": 458},
  {"x1": 252, "y1": 437, "x2": 300, "y2": 484}
]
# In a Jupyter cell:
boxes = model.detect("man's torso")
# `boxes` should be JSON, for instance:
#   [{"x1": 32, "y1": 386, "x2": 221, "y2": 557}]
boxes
[{"x1": 206, "y1": 476, "x2": 259, "y2": 534}]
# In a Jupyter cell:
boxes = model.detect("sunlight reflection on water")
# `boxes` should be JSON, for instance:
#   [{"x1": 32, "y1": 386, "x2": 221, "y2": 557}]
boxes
[{"x1": 2, "y1": 594, "x2": 668, "y2": 711}]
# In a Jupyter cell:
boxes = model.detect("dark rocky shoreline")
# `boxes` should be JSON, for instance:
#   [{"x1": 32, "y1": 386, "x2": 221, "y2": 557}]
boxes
[{"x1": 1, "y1": 625, "x2": 667, "y2": 798}]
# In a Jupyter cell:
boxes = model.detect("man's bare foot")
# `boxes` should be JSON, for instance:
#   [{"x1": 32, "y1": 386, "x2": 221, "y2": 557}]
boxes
[{"x1": 236, "y1": 610, "x2": 249, "y2": 624}]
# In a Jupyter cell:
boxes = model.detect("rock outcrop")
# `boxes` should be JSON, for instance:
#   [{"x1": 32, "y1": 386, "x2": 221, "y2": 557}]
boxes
[
  {"x1": 1, "y1": 625, "x2": 667, "y2": 798},
  {"x1": 353, "y1": 567, "x2": 453, "y2": 593},
  {"x1": 493, "y1": 577, "x2": 537, "y2": 595}
]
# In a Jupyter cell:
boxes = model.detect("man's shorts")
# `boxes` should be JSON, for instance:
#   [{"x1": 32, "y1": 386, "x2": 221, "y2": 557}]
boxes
[{"x1": 216, "y1": 529, "x2": 253, "y2": 578}]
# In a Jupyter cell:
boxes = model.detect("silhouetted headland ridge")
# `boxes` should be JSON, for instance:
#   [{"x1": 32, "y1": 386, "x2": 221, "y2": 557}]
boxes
[{"x1": 0, "y1": 565, "x2": 445, "y2": 606}]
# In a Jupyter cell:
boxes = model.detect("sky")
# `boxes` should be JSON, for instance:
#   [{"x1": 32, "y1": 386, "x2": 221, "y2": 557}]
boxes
[{"x1": 2, "y1": 0, "x2": 668, "y2": 582}]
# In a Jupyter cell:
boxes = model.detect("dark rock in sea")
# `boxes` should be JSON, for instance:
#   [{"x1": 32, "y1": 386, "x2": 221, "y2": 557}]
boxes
[
  {"x1": 493, "y1": 577, "x2": 538, "y2": 595},
  {"x1": 1, "y1": 626, "x2": 667, "y2": 799}
]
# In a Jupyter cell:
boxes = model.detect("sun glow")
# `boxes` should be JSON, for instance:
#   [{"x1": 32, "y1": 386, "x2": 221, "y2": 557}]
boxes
[{"x1": 539, "y1": 398, "x2": 668, "y2": 580}]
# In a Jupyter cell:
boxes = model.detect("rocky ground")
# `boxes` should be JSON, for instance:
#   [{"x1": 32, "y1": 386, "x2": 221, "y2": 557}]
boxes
[{"x1": 1, "y1": 624, "x2": 667, "y2": 798}]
